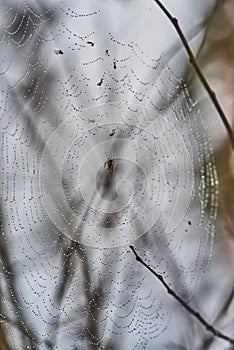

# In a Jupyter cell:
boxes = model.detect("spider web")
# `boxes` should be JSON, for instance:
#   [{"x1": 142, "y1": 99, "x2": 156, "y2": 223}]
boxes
[{"x1": 0, "y1": 1, "x2": 218, "y2": 349}]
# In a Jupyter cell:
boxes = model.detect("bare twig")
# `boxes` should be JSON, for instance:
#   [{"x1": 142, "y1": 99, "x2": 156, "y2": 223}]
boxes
[
  {"x1": 199, "y1": 283, "x2": 234, "y2": 349},
  {"x1": 129, "y1": 245, "x2": 234, "y2": 346},
  {"x1": 152, "y1": 0, "x2": 234, "y2": 151}
]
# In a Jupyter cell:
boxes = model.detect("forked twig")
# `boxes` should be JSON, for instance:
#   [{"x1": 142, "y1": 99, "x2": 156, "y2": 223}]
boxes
[
  {"x1": 152, "y1": 0, "x2": 234, "y2": 151},
  {"x1": 129, "y1": 245, "x2": 234, "y2": 345}
]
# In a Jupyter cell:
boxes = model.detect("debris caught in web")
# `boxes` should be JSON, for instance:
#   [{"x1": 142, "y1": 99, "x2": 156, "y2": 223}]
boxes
[
  {"x1": 109, "y1": 129, "x2": 116, "y2": 136},
  {"x1": 97, "y1": 77, "x2": 103, "y2": 86},
  {"x1": 54, "y1": 49, "x2": 64, "y2": 55}
]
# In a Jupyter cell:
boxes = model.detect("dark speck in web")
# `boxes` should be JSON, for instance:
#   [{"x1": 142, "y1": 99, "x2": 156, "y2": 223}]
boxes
[
  {"x1": 97, "y1": 78, "x2": 103, "y2": 86},
  {"x1": 54, "y1": 49, "x2": 64, "y2": 55},
  {"x1": 109, "y1": 129, "x2": 115, "y2": 137}
]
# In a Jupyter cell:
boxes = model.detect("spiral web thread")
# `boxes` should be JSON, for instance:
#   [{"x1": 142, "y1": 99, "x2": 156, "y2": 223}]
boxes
[{"x1": 0, "y1": 1, "x2": 218, "y2": 349}]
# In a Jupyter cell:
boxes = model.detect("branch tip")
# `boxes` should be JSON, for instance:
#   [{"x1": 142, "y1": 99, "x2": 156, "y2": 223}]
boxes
[
  {"x1": 129, "y1": 244, "x2": 234, "y2": 345},
  {"x1": 153, "y1": 0, "x2": 234, "y2": 151}
]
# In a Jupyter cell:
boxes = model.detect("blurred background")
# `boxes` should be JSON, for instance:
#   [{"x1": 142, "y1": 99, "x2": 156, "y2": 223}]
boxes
[{"x1": 0, "y1": 0, "x2": 233, "y2": 349}]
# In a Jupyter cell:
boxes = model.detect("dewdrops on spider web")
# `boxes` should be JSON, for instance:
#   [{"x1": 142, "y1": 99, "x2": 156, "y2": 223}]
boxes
[{"x1": 0, "y1": 1, "x2": 219, "y2": 349}]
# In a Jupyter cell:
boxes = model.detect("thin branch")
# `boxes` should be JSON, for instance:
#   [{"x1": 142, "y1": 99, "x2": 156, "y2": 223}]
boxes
[
  {"x1": 199, "y1": 283, "x2": 234, "y2": 349},
  {"x1": 152, "y1": 0, "x2": 234, "y2": 151},
  {"x1": 129, "y1": 245, "x2": 234, "y2": 346}
]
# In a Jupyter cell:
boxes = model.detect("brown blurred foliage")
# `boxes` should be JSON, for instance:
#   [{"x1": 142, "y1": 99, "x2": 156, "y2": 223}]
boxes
[
  {"x1": 0, "y1": 323, "x2": 11, "y2": 350},
  {"x1": 197, "y1": 0, "x2": 234, "y2": 239}
]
